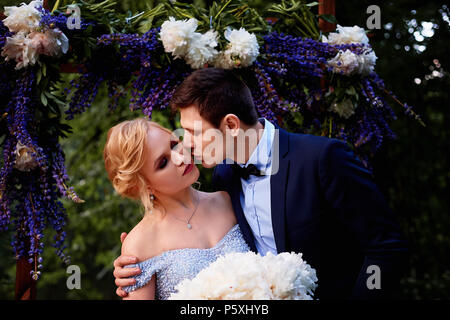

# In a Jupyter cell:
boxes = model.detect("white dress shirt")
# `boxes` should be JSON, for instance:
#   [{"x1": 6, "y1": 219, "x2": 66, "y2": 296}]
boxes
[{"x1": 238, "y1": 118, "x2": 277, "y2": 256}]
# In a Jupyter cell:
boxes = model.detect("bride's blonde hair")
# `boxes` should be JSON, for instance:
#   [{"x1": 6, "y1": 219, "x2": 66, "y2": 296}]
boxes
[{"x1": 103, "y1": 117, "x2": 173, "y2": 214}]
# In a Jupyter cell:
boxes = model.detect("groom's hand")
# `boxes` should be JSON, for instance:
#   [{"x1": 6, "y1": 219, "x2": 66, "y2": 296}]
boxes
[{"x1": 113, "y1": 232, "x2": 141, "y2": 298}]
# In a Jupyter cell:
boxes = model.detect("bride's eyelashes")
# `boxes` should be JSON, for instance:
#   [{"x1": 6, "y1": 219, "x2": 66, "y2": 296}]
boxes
[
  {"x1": 158, "y1": 141, "x2": 181, "y2": 170},
  {"x1": 170, "y1": 140, "x2": 180, "y2": 150},
  {"x1": 158, "y1": 157, "x2": 168, "y2": 169}
]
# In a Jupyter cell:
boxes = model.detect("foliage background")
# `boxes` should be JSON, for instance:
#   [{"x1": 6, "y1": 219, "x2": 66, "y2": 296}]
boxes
[{"x1": 0, "y1": 0, "x2": 448, "y2": 299}]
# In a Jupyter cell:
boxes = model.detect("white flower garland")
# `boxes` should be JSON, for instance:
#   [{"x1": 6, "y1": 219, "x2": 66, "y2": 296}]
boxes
[{"x1": 159, "y1": 17, "x2": 259, "y2": 69}]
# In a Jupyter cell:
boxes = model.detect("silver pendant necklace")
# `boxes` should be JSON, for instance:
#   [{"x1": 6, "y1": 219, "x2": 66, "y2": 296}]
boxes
[{"x1": 172, "y1": 190, "x2": 199, "y2": 230}]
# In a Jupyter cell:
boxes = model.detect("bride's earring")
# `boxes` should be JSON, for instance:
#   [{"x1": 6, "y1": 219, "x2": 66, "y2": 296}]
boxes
[
  {"x1": 149, "y1": 193, "x2": 155, "y2": 214},
  {"x1": 192, "y1": 181, "x2": 202, "y2": 190}
]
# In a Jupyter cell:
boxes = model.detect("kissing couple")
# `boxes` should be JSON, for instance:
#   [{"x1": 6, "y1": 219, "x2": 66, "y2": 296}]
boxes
[{"x1": 104, "y1": 68, "x2": 409, "y2": 300}]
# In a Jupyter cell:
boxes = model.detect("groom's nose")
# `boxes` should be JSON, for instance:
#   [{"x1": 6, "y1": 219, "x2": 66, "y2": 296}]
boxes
[{"x1": 182, "y1": 131, "x2": 194, "y2": 151}]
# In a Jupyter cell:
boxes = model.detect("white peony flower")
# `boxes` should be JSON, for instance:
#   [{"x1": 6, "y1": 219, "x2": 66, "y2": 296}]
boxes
[
  {"x1": 13, "y1": 142, "x2": 39, "y2": 171},
  {"x1": 322, "y1": 24, "x2": 369, "y2": 45},
  {"x1": 327, "y1": 48, "x2": 377, "y2": 76},
  {"x1": 3, "y1": 0, "x2": 44, "y2": 35},
  {"x1": 213, "y1": 27, "x2": 259, "y2": 69},
  {"x1": 356, "y1": 48, "x2": 377, "y2": 75},
  {"x1": 262, "y1": 252, "x2": 318, "y2": 300},
  {"x1": 169, "y1": 251, "x2": 318, "y2": 300},
  {"x1": 29, "y1": 28, "x2": 69, "y2": 57},
  {"x1": 1, "y1": 34, "x2": 39, "y2": 69},
  {"x1": 329, "y1": 98, "x2": 356, "y2": 119},
  {"x1": 327, "y1": 49, "x2": 360, "y2": 75},
  {"x1": 159, "y1": 16, "x2": 198, "y2": 58},
  {"x1": 184, "y1": 30, "x2": 219, "y2": 69}
]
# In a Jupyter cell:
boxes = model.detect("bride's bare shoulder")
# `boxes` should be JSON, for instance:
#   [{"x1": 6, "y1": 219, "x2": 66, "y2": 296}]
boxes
[
  {"x1": 121, "y1": 216, "x2": 161, "y2": 261},
  {"x1": 201, "y1": 190, "x2": 232, "y2": 206},
  {"x1": 202, "y1": 190, "x2": 235, "y2": 219}
]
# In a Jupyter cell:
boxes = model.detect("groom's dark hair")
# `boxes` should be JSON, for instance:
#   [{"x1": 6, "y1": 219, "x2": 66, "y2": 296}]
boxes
[{"x1": 170, "y1": 68, "x2": 259, "y2": 128}]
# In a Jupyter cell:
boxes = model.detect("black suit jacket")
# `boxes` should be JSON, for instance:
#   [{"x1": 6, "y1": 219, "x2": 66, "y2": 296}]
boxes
[{"x1": 212, "y1": 123, "x2": 409, "y2": 299}]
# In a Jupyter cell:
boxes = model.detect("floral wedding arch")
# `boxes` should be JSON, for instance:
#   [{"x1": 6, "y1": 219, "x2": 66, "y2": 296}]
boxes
[{"x1": 0, "y1": 0, "x2": 422, "y2": 298}]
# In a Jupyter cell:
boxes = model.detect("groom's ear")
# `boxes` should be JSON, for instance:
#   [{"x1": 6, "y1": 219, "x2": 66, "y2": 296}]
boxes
[{"x1": 221, "y1": 114, "x2": 240, "y2": 137}]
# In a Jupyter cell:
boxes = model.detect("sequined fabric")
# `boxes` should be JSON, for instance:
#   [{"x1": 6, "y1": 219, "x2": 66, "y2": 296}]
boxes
[{"x1": 122, "y1": 224, "x2": 250, "y2": 299}]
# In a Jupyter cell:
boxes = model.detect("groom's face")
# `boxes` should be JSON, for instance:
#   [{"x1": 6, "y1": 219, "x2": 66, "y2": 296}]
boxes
[{"x1": 179, "y1": 105, "x2": 226, "y2": 168}]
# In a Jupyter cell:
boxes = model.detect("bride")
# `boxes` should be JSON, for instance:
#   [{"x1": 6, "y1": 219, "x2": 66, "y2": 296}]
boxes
[{"x1": 103, "y1": 117, "x2": 250, "y2": 300}]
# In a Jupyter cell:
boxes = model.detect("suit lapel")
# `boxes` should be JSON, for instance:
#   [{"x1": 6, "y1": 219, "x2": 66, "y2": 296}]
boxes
[
  {"x1": 270, "y1": 125, "x2": 290, "y2": 253},
  {"x1": 228, "y1": 171, "x2": 258, "y2": 252}
]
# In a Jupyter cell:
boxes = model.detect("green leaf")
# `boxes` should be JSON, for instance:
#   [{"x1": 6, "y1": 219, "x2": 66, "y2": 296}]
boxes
[
  {"x1": 303, "y1": 85, "x2": 309, "y2": 96},
  {"x1": 36, "y1": 68, "x2": 42, "y2": 85},
  {"x1": 345, "y1": 86, "x2": 357, "y2": 96},
  {"x1": 51, "y1": 0, "x2": 61, "y2": 13},
  {"x1": 318, "y1": 14, "x2": 337, "y2": 24},
  {"x1": 45, "y1": 91, "x2": 66, "y2": 107},
  {"x1": 40, "y1": 92, "x2": 48, "y2": 106},
  {"x1": 138, "y1": 18, "x2": 153, "y2": 33}
]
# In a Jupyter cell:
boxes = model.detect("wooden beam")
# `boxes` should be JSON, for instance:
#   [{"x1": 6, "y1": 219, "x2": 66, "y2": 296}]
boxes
[
  {"x1": 318, "y1": 0, "x2": 336, "y2": 33},
  {"x1": 319, "y1": 0, "x2": 336, "y2": 119},
  {"x1": 14, "y1": 253, "x2": 37, "y2": 300}
]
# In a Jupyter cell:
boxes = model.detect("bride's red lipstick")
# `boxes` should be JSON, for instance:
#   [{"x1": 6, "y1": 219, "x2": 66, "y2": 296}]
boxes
[{"x1": 183, "y1": 163, "x2": 194, "y2": 176}]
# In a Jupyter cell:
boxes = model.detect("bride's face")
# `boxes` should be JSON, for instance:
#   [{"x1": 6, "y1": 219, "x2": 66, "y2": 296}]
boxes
[{"x1": 140, "y1": 126, "x2": 199, "y2": 195}]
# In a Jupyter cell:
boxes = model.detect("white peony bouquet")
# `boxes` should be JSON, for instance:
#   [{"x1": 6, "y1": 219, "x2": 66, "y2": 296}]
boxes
[
  {"x1": 1, "y1": 0, "x2": 69, "y2": 69},
  {"x1": 169, "y1": 251, "x2": 318, "y2": 300},
  {"x1": 159, "y1": 17, "x2": 259, "y2": 69},
  {"x1": 323, "y1": 24, "x2": 377, "y2": 76}
]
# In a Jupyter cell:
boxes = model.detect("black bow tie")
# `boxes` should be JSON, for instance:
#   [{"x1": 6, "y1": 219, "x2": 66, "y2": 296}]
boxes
[{"x1": 232, "y1": 163, "x2": 263, "y2": 180}]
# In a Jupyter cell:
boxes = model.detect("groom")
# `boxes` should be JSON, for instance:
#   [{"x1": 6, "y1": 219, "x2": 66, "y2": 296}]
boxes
[{"x1": 113, "y1": 68, "x2": 409, "y2": 299}]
